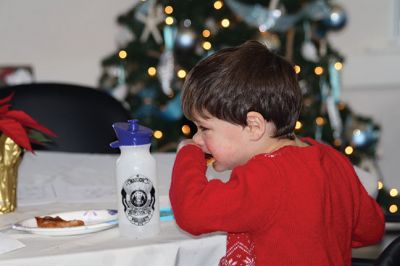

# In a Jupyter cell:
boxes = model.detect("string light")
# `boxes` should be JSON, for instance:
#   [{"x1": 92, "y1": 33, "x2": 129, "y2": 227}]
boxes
[
  {"x1": 333, "y1": 139, "x2": 342, "y2": 147},
  {"x1": 294, "y1": 65, "x2": 301, "y2": 74},
  {"x1": 164, "y1": 5, "x2": 173, "y2": 14},
  {"x1": 344, "y1": 146, "x2": 354, "y2": 155},
  {"x1": 202, "y1": 41, "x2": 212, "y2": 50},
  {"x1": 295, "y1": 121, "x2": 302, "y2": 130},
  {"x1": 118, "y1": 50, "x2": 127, "y2": 59},
  {"x1": 315, "y1": 116, "x2": 325, "y2": 126},
  {"x1": 221, "y1": 18, "x2": 230, "y2": 28},
  {"x1": 390, "y1": 188, "x2": 399, "y2": 197},
  {"x1": 153, "y1": 130, "x2": 163, "y2": 139},
  {"x1": 177, "y1": 69, "x2": 187, "y2": 79},
  {"x1": 165, "y1": 16, "x2": 174, "y2": 25},
  {"x1": 213, "y1": 1, "x2": 223, "y2": 9},
  {"x1": 314, "y1": 66, "x2": 324, "y2": 75},
  {"x1": 303, "y1": 98, "x2": 313, "y2": 107},
  {"x1": 259, "y1": 25, "x2": 268, "y2": 33},
  {"x1": 334, "y1": 62, "x2": 343, "y2": 70},
  {"x1": 181, "y1": 125, "x2": 191, "y2": 135},
  {"x1": 147, "y1": 67, "x2": 157, "y2": 76},
  {"x1": 389, "y1": 204, "x2": 398, "y2": 213},
  {"x1": 378, "y1": 181, "x2": 384, "y2": 190},
  {"x1": 202, "y1": 29, "x2": 211, "y2": 38}
]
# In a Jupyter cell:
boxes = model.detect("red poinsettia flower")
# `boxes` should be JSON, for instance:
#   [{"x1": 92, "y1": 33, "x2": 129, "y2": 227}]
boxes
[{"x1": 0, "y1": 93, "x2": 56, "y2": 152}]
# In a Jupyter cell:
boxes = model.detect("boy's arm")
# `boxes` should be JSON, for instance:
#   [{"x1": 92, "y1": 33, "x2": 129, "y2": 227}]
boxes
[
  {"x1": 350, "y1": 167, "x2": 385, "y2": 247},
  {"x1": 169, "y1": 145, "x2": 280, "y2": 236}
]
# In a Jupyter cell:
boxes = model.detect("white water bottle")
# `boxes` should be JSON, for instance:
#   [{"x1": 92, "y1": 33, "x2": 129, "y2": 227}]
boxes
[{"x1": 110, "y1": 119, "x2": 160, "y2": 238}]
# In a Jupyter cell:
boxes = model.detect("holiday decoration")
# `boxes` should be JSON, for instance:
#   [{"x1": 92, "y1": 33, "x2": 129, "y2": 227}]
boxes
[
  {"x1": 320, "y1": 4, "x2": 347, "y2": 31},
  {"x1": 99, "y1": 1, "x2": 387, "y2": 213},
  {"x1": 0, "y1": 93, "x2": 56, "y2": 213},
  {"x1": 135, "y1": 0, "x2": 165, "y2": 44}
]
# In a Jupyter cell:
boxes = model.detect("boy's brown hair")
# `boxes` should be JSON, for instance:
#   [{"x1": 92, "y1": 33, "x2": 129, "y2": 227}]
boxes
[{"x1": 181, "y1": 40, "x2": 302, "y2": 139}]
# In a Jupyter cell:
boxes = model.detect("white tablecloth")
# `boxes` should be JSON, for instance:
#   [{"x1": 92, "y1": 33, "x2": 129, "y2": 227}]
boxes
[
  {"x1": 0, "y1": 151, "x2": 227, "y2": 266},
  {"x1": 0, "y1": 151, "x2": 391, "y2": 265}
]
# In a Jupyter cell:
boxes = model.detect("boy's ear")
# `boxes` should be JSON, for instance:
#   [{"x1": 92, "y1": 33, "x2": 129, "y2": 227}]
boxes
[{"x1": 246, "y1": 111, "x2": 266, "y2": 141}]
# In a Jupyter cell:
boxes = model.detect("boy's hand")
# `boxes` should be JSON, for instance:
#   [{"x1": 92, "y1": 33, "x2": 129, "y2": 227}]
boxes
[{"x1": 177, "y1": 139, "x2": 199, "y2": 152}]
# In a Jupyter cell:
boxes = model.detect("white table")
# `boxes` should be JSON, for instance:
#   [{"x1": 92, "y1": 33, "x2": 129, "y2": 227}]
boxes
[
  {"x1": 0, "y1": 151, "x2": 395, "y2": 265},
  {"x1": 0, "y1": 151, "x2": 226, "y2": 266}
]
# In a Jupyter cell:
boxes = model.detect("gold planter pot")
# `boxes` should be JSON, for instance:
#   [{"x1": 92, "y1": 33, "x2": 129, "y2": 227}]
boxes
[{"x1": 0, "y1": 134, "x2": 22, "y2": 214}]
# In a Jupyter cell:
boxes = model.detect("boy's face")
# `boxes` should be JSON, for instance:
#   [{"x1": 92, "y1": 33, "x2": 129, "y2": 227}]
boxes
[{"x1": 192, "y1": 114, "x2": 250, "y2": 172}]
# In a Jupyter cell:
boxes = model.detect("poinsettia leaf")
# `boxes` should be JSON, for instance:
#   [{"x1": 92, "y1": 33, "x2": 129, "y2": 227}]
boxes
[
  {"x1": 0, "y1": 104, "x2": 11, "y2": 114},
  {"x1": 0, "y1": 119, "x2": 32, "y2": 151},
  {"x1": 28, "y1": 129, "x2": 52, "y2": 143},
  {"x1": 0, "y1": 92, "x2": 14, "y2": 106},
  {"x1": 29, "y1": 138, "x2": 45, "y2": 146},
  {"x1": 5, "y1": 110, "x2": 57, "y2": 137}
]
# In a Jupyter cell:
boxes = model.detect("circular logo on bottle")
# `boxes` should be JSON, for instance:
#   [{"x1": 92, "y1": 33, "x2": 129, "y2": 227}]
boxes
[{"x1": 121, "y1": 174, "x2": 156, "y2": 226}]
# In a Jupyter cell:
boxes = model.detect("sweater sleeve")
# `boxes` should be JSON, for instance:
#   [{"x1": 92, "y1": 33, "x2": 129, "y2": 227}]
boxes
[
  {"x1": 337, "y1": 155, "x2": 385, "y2": 247},
  {"x1": 169, "y1": 145, "x2": 282, "y2": 236},
  {"x1": 351, "y1": 171, "x2": 385, "y2": 247},
  {"x1": 305, "y1": 137, "x2": 385, "y2": 247}
]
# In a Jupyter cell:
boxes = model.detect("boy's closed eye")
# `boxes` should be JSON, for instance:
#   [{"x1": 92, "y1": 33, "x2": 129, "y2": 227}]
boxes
[{"x1": 198, "y1": 126, "x2": 209, "y2": 132}]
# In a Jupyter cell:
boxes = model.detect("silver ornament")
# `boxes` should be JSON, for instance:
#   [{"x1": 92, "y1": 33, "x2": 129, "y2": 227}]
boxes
[
  {"x1": 157, "y1": 50, "x2": 175, "y2": 96},
  {"x1": 301, "y1": 41, "x2": 319, "y2": 62},
  {"x1": 225, "y1": 0, "x2": 331, "y2": 32},
  {"x1": 111, "y1": 83, "x2": 128, "y2": 101},
  {"x1": 134, "y1": 0, "x2": 165, "y2": 44}
]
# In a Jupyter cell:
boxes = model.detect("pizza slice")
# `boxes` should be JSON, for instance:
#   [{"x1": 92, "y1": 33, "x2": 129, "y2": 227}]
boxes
[{"x1": 35, "y1": 216, "x2": 85, "y2": 228}]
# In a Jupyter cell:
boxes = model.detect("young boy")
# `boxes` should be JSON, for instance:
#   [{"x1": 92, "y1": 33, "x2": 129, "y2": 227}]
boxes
[{"x1": 169, "y1": 40, "x2": 384, "y2": 265}]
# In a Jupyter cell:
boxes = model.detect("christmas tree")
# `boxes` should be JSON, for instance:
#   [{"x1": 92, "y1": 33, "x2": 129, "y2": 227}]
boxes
[{"x1": 99, "y1": 0, "x2": 396, "y2": 215}]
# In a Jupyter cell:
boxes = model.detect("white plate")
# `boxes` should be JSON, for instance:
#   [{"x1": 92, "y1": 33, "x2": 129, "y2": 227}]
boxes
[{"x1": 12, "y1": 209, "x2": 118, "y2": 236}]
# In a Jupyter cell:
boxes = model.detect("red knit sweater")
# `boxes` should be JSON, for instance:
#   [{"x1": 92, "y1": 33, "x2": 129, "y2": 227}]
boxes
[{"x1": 169, "y1": 138, "x2": 385, "y2": 265}]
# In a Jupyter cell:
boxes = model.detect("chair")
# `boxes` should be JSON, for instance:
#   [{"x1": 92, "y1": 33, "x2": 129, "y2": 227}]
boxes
[
  {"x1": 373, "y1": 235, "x2": 400, "y2": 266},
  {"x1": 0, "y1": 82, "x2": 131, "y2": 154},
  {"x1": 352, "y1": 258, "x2": 374, "y2": 266}
]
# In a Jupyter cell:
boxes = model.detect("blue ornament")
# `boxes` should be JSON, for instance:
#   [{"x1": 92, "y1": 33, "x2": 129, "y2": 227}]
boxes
[
  {"x1": 350, "y1": 117, "x2": 380, "y2": 150},
  {"x1": 175, "y1": 28, "x2": 196, "y2": 52},
  {"x1": 321, "y1": 4, "x2": 347, "y2": 31}
]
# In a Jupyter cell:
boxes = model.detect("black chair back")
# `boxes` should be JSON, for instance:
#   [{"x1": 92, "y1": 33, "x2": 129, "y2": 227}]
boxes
[
  {"x1": 352, "y1": 258, "x2": 374, "y2": 266},
  {"x1": 374, "y1": 235, "x2": 400, "y2": 266},
  {"x1": 0, "y1": 83, "x2": 131, "y2": 153}
]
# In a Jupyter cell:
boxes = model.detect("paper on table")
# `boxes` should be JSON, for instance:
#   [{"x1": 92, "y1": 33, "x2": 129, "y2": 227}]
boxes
[{"x1": 0, "y1": 233, "x2": 25, "y2": 254}]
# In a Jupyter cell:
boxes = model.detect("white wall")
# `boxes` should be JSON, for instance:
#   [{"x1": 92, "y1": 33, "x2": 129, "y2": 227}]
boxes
[
  {"x1": 330, "y1": 0, "x2": 400, "y2": 189},
  {"x1": 331, "y1": 0, "x2": 400, "y2": 87},
  {"x1": 0, "y1": 0, "x2": 135, "y2": 87},
  {"x1": 0, "y1": 0, "x2": 399, "y2": 188}
]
